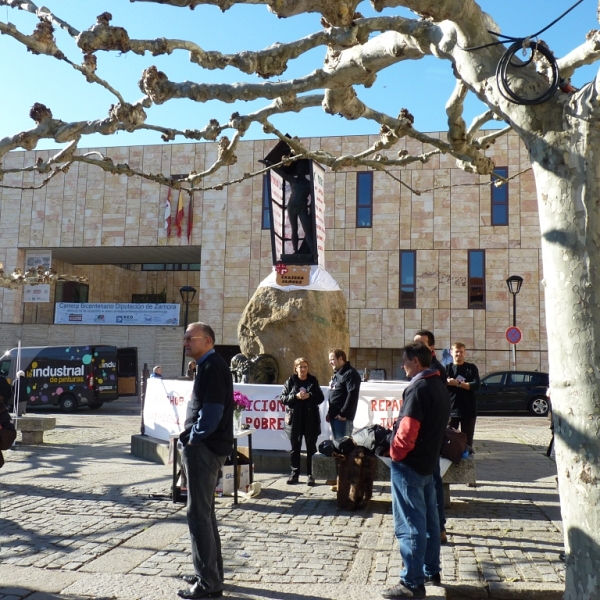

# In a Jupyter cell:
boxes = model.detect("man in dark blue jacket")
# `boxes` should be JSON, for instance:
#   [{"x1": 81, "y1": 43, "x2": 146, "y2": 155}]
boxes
[
  {"x1": 326, "y1": 348, "x2": 362, "y2": 440},
  {"x1": 178, "y1": 323, "x2": 234, "y2": 599},
  {"x1": 383, "y1": 342, "x2": 451, "y2": 600}
]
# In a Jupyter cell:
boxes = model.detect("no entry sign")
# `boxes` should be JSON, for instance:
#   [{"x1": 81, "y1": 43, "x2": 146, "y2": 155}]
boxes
[{"x1": 506, "y1": 326, "x2": 522, "y2": 344}]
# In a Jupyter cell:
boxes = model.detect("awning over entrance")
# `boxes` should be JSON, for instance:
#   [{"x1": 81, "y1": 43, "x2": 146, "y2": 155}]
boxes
[{"x1": 45, "y1": 246, "x2": 201, "y2": 266}]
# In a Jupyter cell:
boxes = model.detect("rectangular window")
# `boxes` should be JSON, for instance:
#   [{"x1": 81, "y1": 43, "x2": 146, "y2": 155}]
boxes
[
  {"x1": 399, "y1": 251, "x2": 416, "y2": 308},
  {"x1": 55, "y1": 281, "x2": 89, "y2": 303},
  {"x1": 491, "y1": 166, "x2": 508, "y2": 226},
  {"x1": 468, "y1": 250, "x2": 486, "y2": 309},
  {"x1": 262, "y1": 173, "x2": 271, "y2": 230},
  {"x1": 356, "y1": 171, "x2": 373, "y2": 228}
]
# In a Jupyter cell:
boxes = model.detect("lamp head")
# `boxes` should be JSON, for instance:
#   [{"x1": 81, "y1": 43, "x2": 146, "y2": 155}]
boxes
[
  {"x1": 506, "y1": 275, "x2": 523, "y2": 296},
  {"x1": 179, "y1": 285, "x2": 197, "y2": 304}
]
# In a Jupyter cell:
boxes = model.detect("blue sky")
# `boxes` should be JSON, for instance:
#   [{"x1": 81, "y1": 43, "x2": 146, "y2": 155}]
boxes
[{"x1": 0, "y1": 0, "x2": 597, "y2": 150}]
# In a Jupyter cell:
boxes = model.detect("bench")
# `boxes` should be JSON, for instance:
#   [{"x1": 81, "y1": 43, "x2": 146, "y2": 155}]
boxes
[
  {"x1": 312, "y1": 452, "x2": 476, "y2": 507},
  {"x1": 16, "y1": 416, "x2": 57, "y2": 444}
]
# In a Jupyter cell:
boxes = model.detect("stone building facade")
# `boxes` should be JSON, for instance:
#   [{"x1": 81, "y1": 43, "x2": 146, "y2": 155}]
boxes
[{"x1": 0, "y1": 130, "x2": 547, "y2": 379}]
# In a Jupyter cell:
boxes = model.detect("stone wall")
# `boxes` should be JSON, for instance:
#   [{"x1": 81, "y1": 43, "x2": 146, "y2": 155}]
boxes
[{"x1": 0, "y1": 131, "x2": 549, "y2": 378}]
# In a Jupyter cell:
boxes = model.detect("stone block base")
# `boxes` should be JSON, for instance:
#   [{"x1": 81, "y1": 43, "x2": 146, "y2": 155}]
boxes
[{"x1": 16, "y1": 416, "x2": 57, "y2": 445}]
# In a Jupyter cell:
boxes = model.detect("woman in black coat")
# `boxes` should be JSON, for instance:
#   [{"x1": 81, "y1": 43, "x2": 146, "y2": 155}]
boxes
[{"x1": 280, "y1": 357, "x2": 324, "y2": 486}]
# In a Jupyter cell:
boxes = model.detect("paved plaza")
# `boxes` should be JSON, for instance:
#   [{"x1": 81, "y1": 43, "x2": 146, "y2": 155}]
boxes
[{"x1": 0, "y1": 402, "x2": 565, "y2": 599}]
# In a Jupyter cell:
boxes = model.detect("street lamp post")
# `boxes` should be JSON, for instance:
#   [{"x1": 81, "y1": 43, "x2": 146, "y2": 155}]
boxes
[
  {"x1": 506, "y1": 275, "x2": 523, "y2": 371},
  {"x1": 179, "y1": 285, "x2": 197, "y2": 376}
]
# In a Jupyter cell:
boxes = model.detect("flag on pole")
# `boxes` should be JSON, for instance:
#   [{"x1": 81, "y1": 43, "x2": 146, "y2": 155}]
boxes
[
  {"x1": 175, "y1": 189, "x2": 185, "y2": 238},
  {"x1": 165, "y1": 188, "x2": 172, "y2": 237},
  {"x1": 187, "y1": 194, "x2": 194, "y2": 244}
]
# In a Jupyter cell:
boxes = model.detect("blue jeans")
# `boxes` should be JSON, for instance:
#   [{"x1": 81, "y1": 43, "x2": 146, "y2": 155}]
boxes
[
  {"x1": 390, "y1": 461, "x2": 441, "y2": 587},
  {"x1": 182, "y1": 442, "x2": 228, "y2": 592},
  {"x1": 330, "y1": 417, "x2": 354, "y2": 440},
  {"x1": 433, "y1": 459, "x2": 446, "y2": 531}
]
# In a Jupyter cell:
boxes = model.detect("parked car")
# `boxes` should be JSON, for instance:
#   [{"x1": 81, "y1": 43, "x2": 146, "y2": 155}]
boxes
[{"x1": 476, "y1": 370, "x2": 550, "y2": 416}]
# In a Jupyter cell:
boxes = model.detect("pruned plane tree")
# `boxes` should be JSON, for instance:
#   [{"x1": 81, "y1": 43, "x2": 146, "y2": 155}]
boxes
[{"x1": 2, "y1": 1, "x2": 600, "y2": 595}]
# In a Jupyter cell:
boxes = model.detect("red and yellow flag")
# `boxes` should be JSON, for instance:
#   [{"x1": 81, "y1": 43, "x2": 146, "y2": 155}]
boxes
[{"x1": 175, "y1": 189, "x2": 185, "y2": 237}]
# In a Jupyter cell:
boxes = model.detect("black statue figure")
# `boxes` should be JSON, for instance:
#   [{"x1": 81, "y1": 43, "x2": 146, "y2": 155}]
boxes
[{"x1": 275, "y1": 168, "x2": 314, "y2": 255}]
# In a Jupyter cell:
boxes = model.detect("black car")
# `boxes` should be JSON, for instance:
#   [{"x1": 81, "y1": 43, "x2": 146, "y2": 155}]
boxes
[{"x1": 476, "y1": 370, "x2": 550, "y2": 416}]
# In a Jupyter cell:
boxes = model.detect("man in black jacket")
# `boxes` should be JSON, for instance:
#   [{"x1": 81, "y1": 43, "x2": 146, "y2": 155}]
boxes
[
  {"x1": 414, "y1": 330, "x2": 447, "y2": 385},
  {"x1": 446, "y1": 342, "x2": 480, "y2": 452},
  {"x1": 414, "y1": 329, "x2": 448, "y2": 545},
  {"x1": 0, "y1": 376, "x2": 15, "y2": 469},
  {"x1": 326, "y1": 349, "x2": 362, "y2": 440},
  {"x1": 178, "y1": 323, "x2": 234, "y2": 600},
  {"x1": 383, "y1": 342, "x2": 451, "y2": 599}
]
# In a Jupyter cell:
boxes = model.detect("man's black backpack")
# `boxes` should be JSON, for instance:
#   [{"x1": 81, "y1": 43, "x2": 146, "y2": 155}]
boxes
[
  {"x1": 351, "y1": 424, "x2": 393, "y2": 456},
  {"x1": 318, "y1": 436, "x2": 356, "y2": 457}
]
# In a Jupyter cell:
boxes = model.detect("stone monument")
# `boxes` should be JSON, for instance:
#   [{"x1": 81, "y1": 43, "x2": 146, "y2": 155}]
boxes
[
  {"x1": 238, "y1": 284, "x2": 349, "y2": 385},
  {"x1": 237, "y1": 140, "x2": 350, "y2": 385}
]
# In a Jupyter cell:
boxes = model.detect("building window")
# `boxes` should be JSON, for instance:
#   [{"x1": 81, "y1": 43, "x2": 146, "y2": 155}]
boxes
[
  {"x1": 356, "y1": 171, "x2": 373, "y2": 228},
  {"x1": 55, "y1": 281, "x2": 89, "y2": 303},
  {"x1": 491, "y1": 166, "x2": 508, "y2": 226},
  {"x1": 468, "y1": 250, "x2": 485, "y2": 309},
  {"x1": 399, "y1": 251, "x2": 416, "y2": 308},
  {"x1": 262, "y1": 173, "x2": 271, "y2": 230}
]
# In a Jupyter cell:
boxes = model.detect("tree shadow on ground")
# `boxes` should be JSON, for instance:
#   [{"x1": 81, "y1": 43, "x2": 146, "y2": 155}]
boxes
[{"x1": 224, "y1": 585, "x2": 332, "y2": 600}]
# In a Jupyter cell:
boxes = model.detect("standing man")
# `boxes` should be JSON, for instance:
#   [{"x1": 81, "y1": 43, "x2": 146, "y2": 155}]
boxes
[
  {"x1": 326, "y1": 349, "x2": 362, "y2": 440},
  {"x1": 446, "y1": 342, "x2": 480, "y2": 453},
  {"x1": 413, "y1": 329, "x2": 448, "y2": 545},
  {"x1": 383, "y1": 342, "x2": 451, "y2": 600},
  {"x1": 413, "y1": 330, "x2": 447, "y2": 385},
  {"x1": 178, "y1": 323, "x2": 234, "y2": 600}
]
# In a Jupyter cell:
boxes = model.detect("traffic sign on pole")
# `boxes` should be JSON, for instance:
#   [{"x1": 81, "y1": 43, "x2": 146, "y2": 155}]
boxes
[{"x1": 506, "y1": 326, "x2": 522, "y2": 344}]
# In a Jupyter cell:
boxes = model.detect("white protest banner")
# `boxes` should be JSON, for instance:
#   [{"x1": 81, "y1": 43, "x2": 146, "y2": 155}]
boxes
[
  {"x1": 143, "y1": 378, "x2": 192, "y2": 441},
  {"x1": 143, "y1": 379, "x2": 408, "y2": 451}
]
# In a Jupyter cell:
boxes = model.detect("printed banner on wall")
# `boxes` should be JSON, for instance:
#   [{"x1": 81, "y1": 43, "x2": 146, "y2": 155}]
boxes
[
  {"x1": 23, "y1": 250, "x2": 53, "y2": 303},
  {"x1": 143, "y1": 379, "x2": 408, "y2": 451},
  {"x1": 312, "y1": 161, "x2": 326, "y2": 269},
  {"x1": 23, "y1": 285, "x2": 51, "y2": 303},
  {"x1": 270, "y1": 170, "x2": 284, "y2": 260},
  {"x1": 54, "y1": 303, "x2": 180, "y2": 326}
]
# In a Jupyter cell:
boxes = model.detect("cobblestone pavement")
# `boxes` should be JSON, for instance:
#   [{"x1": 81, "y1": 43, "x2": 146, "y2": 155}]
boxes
[{"x1": 0, "y1": 403, "x2": 564, "y2": 599}]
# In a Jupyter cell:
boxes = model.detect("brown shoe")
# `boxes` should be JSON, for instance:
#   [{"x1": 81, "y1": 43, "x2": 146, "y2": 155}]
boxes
[
  {"x1": 440, "y1": 530, "x2": 448, "y2": 545},
  {"x1": 330, "y1": 485, "x2": 338, "y2": 492}
]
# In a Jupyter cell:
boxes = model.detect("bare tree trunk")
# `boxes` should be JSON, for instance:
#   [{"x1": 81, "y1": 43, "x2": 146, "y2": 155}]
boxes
[{"x1": 528, "y1": 84, "x2": 600, "y2": 599}]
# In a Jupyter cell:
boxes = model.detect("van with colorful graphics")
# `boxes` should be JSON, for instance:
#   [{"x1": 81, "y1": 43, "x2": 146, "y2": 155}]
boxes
[{"x1": 0, "y1": 345, "x2": 138, "y2": 412}]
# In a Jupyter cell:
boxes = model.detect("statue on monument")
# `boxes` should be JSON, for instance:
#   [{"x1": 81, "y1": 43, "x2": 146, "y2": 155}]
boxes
[
  {"x1": 274, "y1": 168, "x2": 315, "y2": 256},
  {"x1": 237, "y1": 140, "x2": 349, "y2": 384}
]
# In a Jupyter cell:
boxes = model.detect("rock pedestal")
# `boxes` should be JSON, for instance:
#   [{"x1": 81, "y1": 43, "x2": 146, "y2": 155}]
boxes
[{"x1": 238, "y1": 286, "x2": 349, "y2": 385}]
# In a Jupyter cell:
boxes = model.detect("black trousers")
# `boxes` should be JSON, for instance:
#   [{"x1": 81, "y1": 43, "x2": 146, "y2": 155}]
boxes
[
  {"x1": 449, "y1": 416, "x2": 477, "y2": 448},
  {"x1": 290, "y1": 434, "x2": 317, "y2": 476}
]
